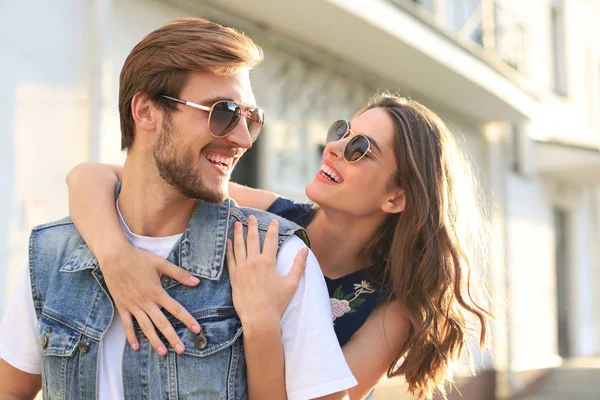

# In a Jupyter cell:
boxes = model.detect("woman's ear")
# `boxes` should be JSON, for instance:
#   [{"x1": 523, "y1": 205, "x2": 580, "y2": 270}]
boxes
[
  {"x1": 381, "y1": 188, "x2": 405, "y2": 214},
  {"x1": 131, "y1": 93, "x2": 157, "y2": 134}
]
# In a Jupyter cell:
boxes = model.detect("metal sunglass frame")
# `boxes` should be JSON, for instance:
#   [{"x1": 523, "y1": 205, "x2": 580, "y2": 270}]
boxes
[
  {"x1": 160, "y1": 95, "x2": 264, "y2": 141},
  {"x1": 329, "y1": 120, "x2": 400, "y2": 179}
]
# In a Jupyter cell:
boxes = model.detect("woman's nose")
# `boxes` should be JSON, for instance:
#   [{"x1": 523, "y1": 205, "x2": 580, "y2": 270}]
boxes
[{"x1": 323, "y1": 138, "x2": 344, "y2": 160}]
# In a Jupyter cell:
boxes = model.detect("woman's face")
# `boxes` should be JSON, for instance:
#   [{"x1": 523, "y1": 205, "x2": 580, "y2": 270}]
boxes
[{"x1": 305, "y1": 107, "x2": 401, "y2": 218}]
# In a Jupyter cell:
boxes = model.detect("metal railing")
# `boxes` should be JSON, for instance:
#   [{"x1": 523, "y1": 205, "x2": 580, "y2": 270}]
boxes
[{"x1": 391, "y1": 0, "x2": 529, "y2": 74}]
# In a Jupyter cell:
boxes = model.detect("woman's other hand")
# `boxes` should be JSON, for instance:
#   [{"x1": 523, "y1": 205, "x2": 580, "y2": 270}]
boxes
[
  {"x1": 226, "y1": 216, "x2": 308, "y2": 326},
  {"x1": 99, "y1": 243, "x2": 202, "y2": 355}
]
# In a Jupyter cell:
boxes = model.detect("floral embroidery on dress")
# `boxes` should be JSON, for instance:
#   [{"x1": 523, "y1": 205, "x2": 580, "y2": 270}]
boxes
[{"x1": 330, "y1": 280, "x2": 376, "y2": 321}]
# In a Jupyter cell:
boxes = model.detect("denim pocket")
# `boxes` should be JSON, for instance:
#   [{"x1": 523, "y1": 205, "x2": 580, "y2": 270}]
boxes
[
  {"x1": 172, "y1": 308, "x2": 247, "y2": 398},
  {"x1": 177, "y1": 308, "x2": 243, "y2": 358},
  {"x1": 37, "y1": 312, "x2": 82, "y2": 356}
]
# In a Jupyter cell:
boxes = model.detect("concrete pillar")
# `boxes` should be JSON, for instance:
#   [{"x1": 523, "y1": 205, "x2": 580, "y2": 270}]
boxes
[
  {"x1": 569, "y1": 188, "x2": 599, "y2": 357},
  {"x1": 482, "y1": 121, "x2": 516, "y2": 398}
]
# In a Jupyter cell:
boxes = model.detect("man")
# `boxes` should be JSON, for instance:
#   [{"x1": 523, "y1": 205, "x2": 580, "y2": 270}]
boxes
[{"x1": 0, "y1": 18, "x2": 356, "y2": 399}]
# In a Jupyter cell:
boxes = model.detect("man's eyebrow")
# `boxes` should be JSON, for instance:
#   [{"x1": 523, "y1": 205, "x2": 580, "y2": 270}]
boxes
[
  {"x1": 349, "y1": 123, "x2": 383, "y2": 153},
  {"x1": 197, "y1": 96, "x2": 257, "y2": 108},
  {"x1": 196, "y1": 96, "x2": 232, "y2": 105}
]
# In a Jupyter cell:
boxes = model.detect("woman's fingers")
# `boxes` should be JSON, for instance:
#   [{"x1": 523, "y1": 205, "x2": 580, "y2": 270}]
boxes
[
  {"x1": 233, "y1": 221, "x2": 247, "y2": 264},
  {"x1": 226, "y1": 238, "x2": 236, "y2": 271},
  {"x1": 154, "y1": 262, "x2": 201, "y2": 334},
  {"x1": 158, "y1": 293, "x2": 201, "y2": 334},
  {"x1": 286, "y1": 248, "x2": 309, "y2": 290},
  {"x1": 133, "y1": 310, "x2": 168, "y2": 356},
  {"x1": 158, "y1": 260, "x2": 200, "y2": 287},
  {"x1": 262, "y1": 220, "x2": 279, "y2": 259},
  {"x1": 231, "y1": 217, "x2": 280, "y2": 263},
  {"x1": 246, "y1": 215, "x2": 260, "y2": 259},
  {"x1": 119, "y1": 308, "x2": 139, "y2": 351},
  {"x1": 145, "y1": 302, "x2": 186, "y2": 355}
]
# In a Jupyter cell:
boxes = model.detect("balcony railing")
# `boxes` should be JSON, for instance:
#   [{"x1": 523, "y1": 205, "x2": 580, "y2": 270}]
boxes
[{"x1": 389, "y1": 0, "x2": 529, "y2": 75}]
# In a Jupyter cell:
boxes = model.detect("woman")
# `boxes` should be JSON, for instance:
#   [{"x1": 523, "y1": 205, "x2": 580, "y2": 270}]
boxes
[{"x1": 67, "y1": 94, "x2": 492, "y2": 399}]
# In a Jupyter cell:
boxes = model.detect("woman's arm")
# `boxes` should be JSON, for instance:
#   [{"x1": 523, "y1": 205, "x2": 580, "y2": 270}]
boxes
[
  {"x1": 226, "y1": 217, "x2": 308, "y2": 399},
  {"x1": 66, "y1": 163, "x2": 124, "y2": 258},
  {"x1": 228, "y1": 182, "x2": 278, "y2": 210},
  {"x1": 342, "y1": 302, "x2": 411, "y2": 399},
  {"x1": 66, "y1": 162, "x2": 202, "y2": 355},
  {"x1": 0, "y1": 360, "x2": 41, "y2": 400},
  {"x1": 227, "y1": 218, "x2": 350, "y2": 400}
]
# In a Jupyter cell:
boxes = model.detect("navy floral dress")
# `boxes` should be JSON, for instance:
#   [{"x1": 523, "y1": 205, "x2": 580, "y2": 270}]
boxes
[{"x1": 267, "y1": 197, "x2": 381, "y2": 347}]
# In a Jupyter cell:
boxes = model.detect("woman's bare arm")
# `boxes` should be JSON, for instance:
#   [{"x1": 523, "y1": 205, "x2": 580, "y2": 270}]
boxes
[
  {"x1": 66, "y1": 163, "x2": 124, "y2": 258},
  {"x1": 66, "y1": 162, "x2": 202, "y2": 355},
  {"x1": 226, "y1": 217, "x2": 309, "y2": 399},
  {"x1": 0, "y1": 360, "x2": 41, "y2": 400},
  {"x1": 228, "y1": 182, "x2": 278, "y2": 210},
  {"x1": 343, "y1": 302, "x2": 411, "y2": 399}
]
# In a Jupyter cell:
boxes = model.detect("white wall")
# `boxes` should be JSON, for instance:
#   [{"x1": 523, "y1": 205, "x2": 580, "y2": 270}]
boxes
[
  {"x1": 98, "y1": 0, "x2": 191, "y2": 165},
  {"x1": 501, "y1": 0, "x2": 600, "y2": 366},
  {"x1": 506, "y1": 174, "x2": 600, "y2": 366},
  {"x1": 527, "y1": 0, "x2": 600, "y2": 145},
  {"x1": 0, "y1": 0, "x2": 196, "y2": 316},
  {"x1": 506, "y1": 174, "x2": 559, "y2": 369},
  {"x1": 0, "y1": 1, "x2": 92, "y2": 315}
]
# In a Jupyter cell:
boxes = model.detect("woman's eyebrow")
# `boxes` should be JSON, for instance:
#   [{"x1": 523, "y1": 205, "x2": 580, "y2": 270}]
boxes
[
  {"x1": 364, "y1": 135, "x2": 382, "y2": 153},
  {"x1": 349, "y1": 123, "x2": 383, "y2": 153}
]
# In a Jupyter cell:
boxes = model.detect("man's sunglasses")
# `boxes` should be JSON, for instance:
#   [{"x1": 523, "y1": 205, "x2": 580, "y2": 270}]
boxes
[
  {"x1": 161, "y1": 95, "x2": 264, "y2": 142},
  {"x1": 326, "y1": 120, "x2": 400, "y2": 178}
]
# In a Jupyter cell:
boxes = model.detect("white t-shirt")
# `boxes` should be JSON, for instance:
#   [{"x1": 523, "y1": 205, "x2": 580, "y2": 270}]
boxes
[{"x1": 0, "y1": 205, "x2": 357, "y2": 400}]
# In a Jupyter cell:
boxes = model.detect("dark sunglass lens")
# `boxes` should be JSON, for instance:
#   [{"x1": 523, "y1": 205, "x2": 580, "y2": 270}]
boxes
[
  {"x1": 344, "y1": 135, "x2": 370, "y2": 162},
  {"x1": 245, "y1": 108, "x2": 264, "y2": 142},
  {"x1": 326, "y1": 120, "x2": 348, "y2": 143},
  {"x1": 210, "y1": 101, "x2": 240, "y2": 137}
]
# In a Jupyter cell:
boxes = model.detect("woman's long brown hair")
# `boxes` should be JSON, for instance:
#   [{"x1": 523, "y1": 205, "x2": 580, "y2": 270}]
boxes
[{"x1": 360, "y1": 95, "x2": 493, "y2": 399}]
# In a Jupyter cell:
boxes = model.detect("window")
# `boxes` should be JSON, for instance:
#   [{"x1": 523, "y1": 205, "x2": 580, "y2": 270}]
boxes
[
  {"x1": 553, "y1": 208, "x2": 571, "y2": 358},
  {"x1": 447, "y1": 0, "x2": 483, "y2": 45},
  {"x1": 409, "y1": 0, "x2": 435, "y2": 13}
]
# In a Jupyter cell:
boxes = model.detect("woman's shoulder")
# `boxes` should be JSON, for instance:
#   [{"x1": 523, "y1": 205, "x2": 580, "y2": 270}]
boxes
[
  {"x1": 357, "y1": 300, "x2": 411, "y2": 346},
  {"x1": 379, "y1": 300, "x2": 410, "y2": 323},
  {"x1": 266, "y1": 197, "x2": 316, "y2": 228}
]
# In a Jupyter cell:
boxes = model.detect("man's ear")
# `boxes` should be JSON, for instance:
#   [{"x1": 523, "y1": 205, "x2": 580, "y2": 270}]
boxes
[
  {"x1": 131, "y1": 93, "x2": 157, "y2": 134},
  {"x1": 381, "y1": 188, "x2": 406, "y2": 214}
]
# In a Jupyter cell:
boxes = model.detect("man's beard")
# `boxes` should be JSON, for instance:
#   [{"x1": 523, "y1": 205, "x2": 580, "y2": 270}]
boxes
[{"x1": 154, "y1": 117, "x2": 228, "y2": 203}]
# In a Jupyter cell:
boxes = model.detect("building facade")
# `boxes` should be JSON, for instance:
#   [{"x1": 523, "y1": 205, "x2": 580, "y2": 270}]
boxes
[{"x1": 1, "y1": 0, "x2": 599, "y2": 398}]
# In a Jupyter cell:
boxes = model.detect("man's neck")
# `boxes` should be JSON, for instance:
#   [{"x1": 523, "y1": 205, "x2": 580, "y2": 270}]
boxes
[{"x1": 118, "y1": 156, "x2": 196, "y2": 238}]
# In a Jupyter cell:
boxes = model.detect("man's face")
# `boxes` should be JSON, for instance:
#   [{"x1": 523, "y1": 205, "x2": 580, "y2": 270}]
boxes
[{"x1": 153, "y1": 69, "x2": 256, "y2": 203}]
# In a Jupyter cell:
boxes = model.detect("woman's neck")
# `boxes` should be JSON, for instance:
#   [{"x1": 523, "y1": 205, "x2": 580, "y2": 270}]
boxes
[{"x1": 307, "y1": 208, "x2": 385, "y2": 279}]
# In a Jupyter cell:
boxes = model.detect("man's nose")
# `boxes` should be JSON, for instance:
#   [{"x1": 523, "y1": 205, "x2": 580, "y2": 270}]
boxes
[{"x1": 225, "y1": 117, "x2": 253, "y2": 150}]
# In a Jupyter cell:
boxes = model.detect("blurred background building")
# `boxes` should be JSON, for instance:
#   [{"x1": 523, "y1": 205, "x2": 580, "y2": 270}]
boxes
[{"x1": 1, "y1": 0, "x2": 600, "y2": 398}]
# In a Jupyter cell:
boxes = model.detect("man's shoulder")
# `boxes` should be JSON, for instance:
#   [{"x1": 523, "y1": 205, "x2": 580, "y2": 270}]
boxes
[
  {"x1": 30, "y1": 216, "x2": 81, "y2": 243},
  {"x1": 28, "y1": 217, "x2": 90, "y2": 304},
  {"x1": 31, "y1": 216, "x2": 74, "y2": 233},
  {"x1": 228, "y1": 200, "x2": 300, "y2": 231},
  {"x1": 228, "y1": 200, "x2": 310, "y2": 246},
  {"x1": 29, "y1": 216, "x2": 85, "y2": 259}
]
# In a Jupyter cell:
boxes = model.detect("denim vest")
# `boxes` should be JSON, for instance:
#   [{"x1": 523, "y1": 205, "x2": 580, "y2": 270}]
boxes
[{"x1": 29, "y1": 194, "x2": 309, "y2": 399}]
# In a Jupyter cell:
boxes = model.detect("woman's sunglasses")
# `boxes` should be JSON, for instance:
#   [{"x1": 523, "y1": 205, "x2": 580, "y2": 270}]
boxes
[
  {"x1": 326, "y1": 120, "x2": 400, "y2": 178},
  {"x1": 161, "y1": 95, "x2": 264, "y2": 142}
]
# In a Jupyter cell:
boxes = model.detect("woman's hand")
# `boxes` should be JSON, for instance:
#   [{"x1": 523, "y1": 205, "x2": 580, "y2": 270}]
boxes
[
  {"x1": 226, "y1": 216, "x2": 308, "y2": 326},
  {"x1": 99, "y1": 242, "x2": 202, "y2": 356}
]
